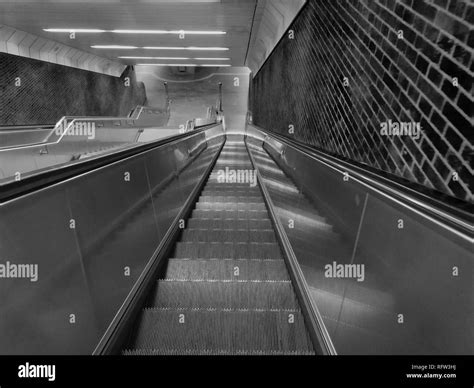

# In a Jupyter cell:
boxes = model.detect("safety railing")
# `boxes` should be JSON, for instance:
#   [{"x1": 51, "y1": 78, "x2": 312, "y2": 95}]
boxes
[{"x1": 0, "y1": 103, "x2": 178, "y2": 183}]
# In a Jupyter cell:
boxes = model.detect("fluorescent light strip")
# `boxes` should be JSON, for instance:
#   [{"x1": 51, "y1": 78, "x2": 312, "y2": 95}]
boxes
[
  {"x1": 200, "y1": 64, "x2": 231, "y2": 67},
  {"x1": 194, "y1": 58, "x2": 230, "y2": 61},
  {"x1": 93, "y1": 46, "x2": 229, "y2": 51},
  {"x1": 119, "y1": 56, "x2": 230, "y2": 60},
  {"x1": 44, "y1": 29, "x2": 226, "y2": 35},
  {"x1": 119, "y1": 56, "x2": 191, "y2": 60},
  {"x1": 143, "y1": 47, "x2": 229, "y2": 51},
  {"x1": 44, "y1": 28, "x2": 106, "y2": 33},
  {"x1": 112, "y1": 30, "x2": 226, "y2": 35},
  {"x1": 137, "y1": 64, "x2": 231, "y2": 67},
  {"x1": 91, "y1": 45, "x2": 138, "y2": 49}
]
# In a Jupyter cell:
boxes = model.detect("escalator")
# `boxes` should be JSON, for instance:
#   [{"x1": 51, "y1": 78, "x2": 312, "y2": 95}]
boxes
[
  {"x1": 122, "y1": 138, "x2": 315, "y2": 355},
  {"x1": 1, "y1": 122, "x2": 469, "y2": 356}
]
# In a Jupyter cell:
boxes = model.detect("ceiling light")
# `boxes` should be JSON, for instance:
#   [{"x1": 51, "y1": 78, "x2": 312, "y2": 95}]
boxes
[
  {"x1": 119, "y1": 56, "x2": 230, "y2": 61},
  {"x1": 112, "y1": 30, "x2": 226, "y2": 35},
  {"x1": 136, "y1": 64, "x2": 231, "y2": 67},
  {"x1": 137, "y1": 63, "x2": 198, "y2": 67},
  {"x1": 93, "y1": 46, "x2": 229, "y2": 51},
  {"x1": 119, "y1": 56, "x2": 191, "y2": 60},
  {"x1": 91, "y1": 45, "x2": 138, "y2": 49},
  {"x1": 200, "y1": 64, "x2": 232, "y2": 67},
  {"x1": 44, "y1": 28, "x2": 106, "y2": 33},
  {"x1": 143, "y1": 47, "x2": 229, "y2": 51},
  {"x1": 194, "y1": 58, "x2": 230, "y2": 61},
  {"x1": 44, "y1": 29, "x2": 226, "y2": 35}
]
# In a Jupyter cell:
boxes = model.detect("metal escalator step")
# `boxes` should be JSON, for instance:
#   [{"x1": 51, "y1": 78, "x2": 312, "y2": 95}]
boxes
[
  {"x1": 196, "y1": 202, "x2": 266, "y2": 211},
  {"x1": 211, "y1": 160, "x2": 251, "y2": 165},
  {"x1": 214, "y1": 162, "x2": 253, "y2": 167},
  {"x1": 180, "y1": 228, "x2": 276, "y2": 243},
  {"x1": 165, "y1": 258, "x2": 289, "y2": 281},
  {"x1": 216, "y1": 152, "x2": 249, "y2": 157},
  {"x1": 121, "y1": 139, "x2": 320, "y2": 356},
  {"x1": 149, "y1": 280, "x2": 297, "y2": 309},
  {"x1": 199, "y1": 195, "x2": 262, "y2": 203},
  {"x1": 187, "y1": 218, "x2": 272, "y2": 229},
  {"x1": 201, "y1": 190, "x2": 261, "y2": 197},
  {"x1": 202, "y1": 189, "x2": 261, "y2": 197},
  {"x1": 174, "y1": 242, "x2": 283, "y2": 260},
  {"x1": 127, "y1": 310, "x2": 313, "y2": 354},
  {"x1": 191, "y1": 209, "x2": 269, "y2": 219},
  {"x1": 204, "y1": 183, "x2": 260, "y2": 190},
  {"x1": 124, "y1": 349, "x2": 314, "y2": 355}
]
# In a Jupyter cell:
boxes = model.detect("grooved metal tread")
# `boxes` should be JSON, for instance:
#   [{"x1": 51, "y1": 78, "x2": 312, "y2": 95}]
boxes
[
  {"x1": 127, "y1": 310, "x2": 314, "y2": 353},
  {"x1": 165, "y1": 258, "x2": 289, "y2": 281},
  {"x1": 174, "y1": 241, "x2": 284, "y2": 260},
  {"x1": 180, "y1": 228, "x2": 277, "y2": 243},
  {"x1": 187, "y1": 218, "x2": 272, "y2": 229},
  {"x1": 149, "y1": 280, "x2": 299, "y2": 310},
  {"x1": 125, "y1": 140, "x2": 314, "y2": 355}
]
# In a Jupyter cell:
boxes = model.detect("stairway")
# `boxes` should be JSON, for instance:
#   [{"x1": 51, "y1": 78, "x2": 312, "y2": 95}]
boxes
[{"x1": 124, "y1": 138, "x2": 315, "y2": 355}]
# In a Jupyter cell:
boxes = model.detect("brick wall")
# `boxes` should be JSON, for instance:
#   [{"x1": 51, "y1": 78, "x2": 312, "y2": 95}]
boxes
[
  {"x1": 0, "y1": 53, "x2": 147, "y2": 126},
  {"x1": 251, "y1": 0, "x2": 473, "y2": 203}
]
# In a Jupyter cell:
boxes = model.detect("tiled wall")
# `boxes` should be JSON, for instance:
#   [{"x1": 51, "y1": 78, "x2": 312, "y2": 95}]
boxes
[
  {"x1": 251, "y1": 0, "x2": 473, "y2": 203},
  {"x1": 0, "y1": 52, "x2": 146, "y2": 126}
]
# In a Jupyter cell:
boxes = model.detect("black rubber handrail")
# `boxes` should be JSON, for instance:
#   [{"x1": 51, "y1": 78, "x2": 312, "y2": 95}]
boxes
[
  {"x1": 249, "y1": 125, "x2": 473, "y2": 238},
  {"x1": 0, "y1": 123, "x2": 220, "y2": 204}
]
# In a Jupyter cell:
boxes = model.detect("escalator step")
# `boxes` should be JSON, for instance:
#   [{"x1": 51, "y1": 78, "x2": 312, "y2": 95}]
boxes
[
  {"x1": 122, "y1": 139, "x2": 317, "y2": 356},
  {"x1": 201, "y1": 190, "x2": 261, "y2": 197},
  {"x1": 174, "y1": 242, "x2": 283, "y2": 260},
  {"x1": 196, "y1": 202, "x2": 266, "y2": 211},
  {"x1": 214, "y1": 162, "x2": 253, "y2": 168},
  {"x1": 150, "y1": 280, "x2": 298, "y2": 309},
  {"x1": 215, "y1": 153, "x2": 249, "y2": 158},
  {"x1": 192, "y1": 209, "x2": 269, "y2": 219},
  {"x1": 126, "y1": 310, "x2": 313, "y2": 354},
  {"x1": 165, "y1": 259, "x2": 289, "y2": 281},
  {"x1": 204, "y1": 183, "x2": 260, "y2": 190},
  {"x1": 124, "y1": 349, "x2": 314, "y2": 355},
  {"x1": 213, "y1": 161, "x2": 253, "y2": 165},
  {"x1": 180, "y1": 228, "x2": 276, "y2": 243},
  {"x1": 187, "y1": 218, "x2": 272, "y2": 229},
  {"x1": 199, "y1": 195, "x2": 262, "y2": 203}
]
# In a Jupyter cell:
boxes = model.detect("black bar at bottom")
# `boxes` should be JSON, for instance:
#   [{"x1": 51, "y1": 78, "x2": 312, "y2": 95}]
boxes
[{"x1": 0, "y1": 356, "x2": 471, "y2": 387}]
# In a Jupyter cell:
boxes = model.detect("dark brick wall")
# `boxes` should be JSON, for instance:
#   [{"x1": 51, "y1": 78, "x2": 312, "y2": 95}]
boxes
[
  {"x1": 251, "y1": 0, "x2": 473, "y2": 203},
  {"x1": 0, "y1": 53, "x2": 147, "y2": 126}
]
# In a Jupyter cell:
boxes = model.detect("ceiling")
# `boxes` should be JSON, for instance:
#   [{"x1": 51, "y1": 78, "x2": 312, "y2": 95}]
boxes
[{"x1": 0, "y1": 0, "x2": 257, "y2": 68}]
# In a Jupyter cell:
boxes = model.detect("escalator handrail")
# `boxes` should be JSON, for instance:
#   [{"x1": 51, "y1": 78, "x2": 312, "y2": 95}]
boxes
[
  {"x1": 0, "y1": 122, "x2": 221, "y2": 204},
  {"x1": 248, "y1": 125, "x2": 473, "y2": 241}
]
